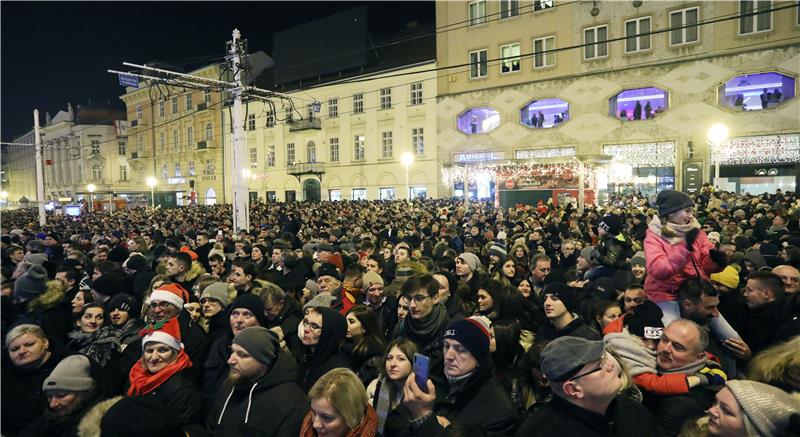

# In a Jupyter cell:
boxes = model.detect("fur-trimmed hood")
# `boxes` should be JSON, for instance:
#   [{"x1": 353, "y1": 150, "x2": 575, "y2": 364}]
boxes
[
  {"x1": 27, "y1": 280, "x2": 65, "y2": 312},
  {"x1": 77, "y1": 395, "x2": 123, "y2": 437},
  {"x1": 184, "y1": 260, "x2": 206, "y2": 282}
]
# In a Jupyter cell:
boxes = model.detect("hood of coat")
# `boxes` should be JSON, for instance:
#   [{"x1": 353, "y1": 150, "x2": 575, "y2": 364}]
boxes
[
  {"x1": 184, "y1": 261, "x2": 207, "y2": 282},
  {"x1": 27, "y1": 280, "x2": 66, "y2": 312},
  {"x1": 76, "y1": 396, "x2": 123, "y2": 437},
  {"x1": 309, "y1": 307, "x2": 347, "y2": 364}
]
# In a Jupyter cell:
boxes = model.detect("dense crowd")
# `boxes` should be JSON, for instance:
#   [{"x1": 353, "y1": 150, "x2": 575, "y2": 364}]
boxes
[{"x1": 1, "y1": 184, "x2": 799, "y2": 437}]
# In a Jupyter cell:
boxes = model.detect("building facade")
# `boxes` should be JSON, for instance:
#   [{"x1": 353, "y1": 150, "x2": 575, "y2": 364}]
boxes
[
  {"x1": 224, "y1": 61, "x2": 439, "y2": 202},
  {"x1": 4, "y1": 104, "x2": 132, "y2": 207},
  {"x1": 435, "y1": 0, "x2": 799, "y2": 205}
]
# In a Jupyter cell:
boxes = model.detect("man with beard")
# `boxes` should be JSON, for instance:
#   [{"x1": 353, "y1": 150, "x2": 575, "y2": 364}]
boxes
[{"x1": 208, "y1": 326, "x2": 308, "y2": 436}]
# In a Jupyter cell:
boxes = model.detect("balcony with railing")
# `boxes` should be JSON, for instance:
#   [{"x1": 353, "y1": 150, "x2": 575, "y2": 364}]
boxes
[
  {"x1": 288, "y1": 117, "x2": 321, "y2": 132},
  {"x1": 287, "y1": 161, "x2": 325, "y2": 181}
]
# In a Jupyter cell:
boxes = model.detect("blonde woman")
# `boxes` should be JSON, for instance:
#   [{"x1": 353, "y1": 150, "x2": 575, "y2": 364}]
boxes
[{"x1": 300, "y1": 368, "x2": 378, "y2": 437}]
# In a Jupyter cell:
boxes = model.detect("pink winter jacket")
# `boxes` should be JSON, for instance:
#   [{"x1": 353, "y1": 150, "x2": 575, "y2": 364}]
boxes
[{"x1": 643, "y1": 228, "x2": 723, "y2": 303}]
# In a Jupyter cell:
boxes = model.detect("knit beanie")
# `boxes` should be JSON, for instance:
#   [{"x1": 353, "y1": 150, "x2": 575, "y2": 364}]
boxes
[
  {"x1": 91, "y1": 272, "x2": 125, "y2": 298},
  {"x1": 488, "y1": 242, "x2": 508, "y2": 259},
  {"x1": 624, "y1": 300, "x2": 664, "y2": 339},
  {"x1": 148, "y1": 283, "x2": 190, "y2": 310},
  {"x1": 123, "y1": 254, "x2": 148, "y2": 271},
  {"x1": 142, "y1": 317, "x2": 182, "y2": 352},
  {"x1": 305, "y1": 279, "x2": 320, "y2": 296},
  {"x1": 443, "y1": 318, "x2": 491, "y2": 362},
  {"x1": 26, "y1": 239, "x2": 46, "y2": 254},
  {"x1": 13, "y1": 264, "x2": 48, "y2": 302},
  {"x1": 580, "y1": 247, "x2": 599, "y2": 265},
  {"x1": 457, "y1": 252, "x2": 481, "y2": 273},
  {"x1": 707, "y1": 231, "x2": 721, "y2": 245},
  {"x1": 630, "y1": 251, "x2": 646, "y2": 267},
  {"x1": 656, "y1": 190, "x2": 694, "y2": 217},
  {"x1": 111, "y1": 230, "x2": 125, "y2": 240},
  {"x1": 599, "y1": 214, "x2": 622, "y2": 236},
  {"x1": 108, "y1": 294, "x2": 140, "y2": 318},
  {"x1": 232, "y1": 326, "x2": 279, "y2": 367},
  {"x1": 229, "y1": 293, "x2": 268, "y2": 327},
  {"x1": 42, "y1": 355, "x2": 95, "y2": 392},
  {"x1": 108, "y1": 245, "x2": 130, "y2": 263},
  {"x1": 710, "y1": 265, "x2": 741, "y2": 290},
  {"x1": 362, "y1": 271, "x2": 384, "y2": 290},
  {"x1": 543, "y1": 282, "x2": 578, "y2": 314},
  {"x1": 303, "y1": 293, "x2": 337, "y2": 312},
  {"x1": 316, "y1": 262, "x2": 341, "y2": 281},
  {"x1": 200, "y1": 282, "x2": 231, "y2": 308},
  {"x1": 23, "y1": 253, "x2": 48, "y2": 266},
  {"x1": 726, "y1": 380, "x2": 800, "y2": 437}
]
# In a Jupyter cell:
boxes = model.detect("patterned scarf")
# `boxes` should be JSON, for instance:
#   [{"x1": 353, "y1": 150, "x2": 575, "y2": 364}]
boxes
[
  {"x1": 68, "y1": 326, "x2": 121, "y2": 366},
  {"x1": 299, "y1": 404, "x2": 378, "y2": 437},
  {"x1": 127, "y1": 348, "x2": 192, "y2": 396},
  {"x1": 374, "y1": 377, "x2": 401, "y2": 434},
  {"x1": 648, "y1": 216, "x2": 701, "y2": 245}
]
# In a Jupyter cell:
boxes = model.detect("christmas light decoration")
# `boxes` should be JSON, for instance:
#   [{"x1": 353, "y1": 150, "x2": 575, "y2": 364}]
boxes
[
  {"x1": 603, "y1": 142, "x2": 675, "y2": 168},
  {"x1": 717, "y1": 134, "x2": 800, "y2": 165},
  {"x1": 515, "y1": 147, "x2": 576, "y2": 160},
  {"x1": 441, "y1": 158, "x2": 595, "y2": 189}
]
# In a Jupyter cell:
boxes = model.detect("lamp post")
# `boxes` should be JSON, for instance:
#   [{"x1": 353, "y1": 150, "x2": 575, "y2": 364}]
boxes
[
  {"x1": 146, "y1": 177, "x2": 157, "y2": 209},
  {"x1": 86, "y1": 184, "x2": 96, "y2": 213},
  {"x1": 707, "y1": 124, "x2": 729, "y2": 190},
  {"x1": 401, "y1": 152, "x2": 414, "y2": 201}
]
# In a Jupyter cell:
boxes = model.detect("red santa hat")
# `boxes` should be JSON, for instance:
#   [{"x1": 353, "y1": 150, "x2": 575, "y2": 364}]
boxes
[
  {"x1": 147, "y1": 283, "x2": 189, "y2": 310},
  {"x1": 141, "y1": 317, "x2": 182, "y2": 352}
]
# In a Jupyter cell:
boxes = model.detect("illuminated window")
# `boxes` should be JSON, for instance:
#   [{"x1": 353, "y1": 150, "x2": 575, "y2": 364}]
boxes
[
  {"x1": 520, "y1": 98, "x2": 569, "y2": 128},
  {"x1": 458, "y1": 108, "x2": 500, "y2": 134},
  {"x1": 609, "y1": 87, "x2": 668, "y2": 121},
  {"x1": 718, "y1": 72, "x2": 795, "y2": 111}
]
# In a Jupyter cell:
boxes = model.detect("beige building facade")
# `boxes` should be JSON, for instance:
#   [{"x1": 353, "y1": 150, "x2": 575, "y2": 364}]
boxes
[
  {"x1": 224, "y1": 61, "x2": 439, "y2": 202},
  {"x1": 435, "y1": 0, "x2": 800, "y2": 203}
]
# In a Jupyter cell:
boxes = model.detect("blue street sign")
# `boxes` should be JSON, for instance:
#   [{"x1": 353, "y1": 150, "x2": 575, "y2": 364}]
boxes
[{"x1": 118, "y1": 73, "x2": 139, "y2": 88}]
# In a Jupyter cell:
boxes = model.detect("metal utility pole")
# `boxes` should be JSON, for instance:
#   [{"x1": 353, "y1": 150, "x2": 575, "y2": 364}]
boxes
[
  {"x1": 229, "y1": 29, "x2": 248, "y2": 232},
  {"x1": 33, "y1": 110, "x2": 46, "y2": 226}
]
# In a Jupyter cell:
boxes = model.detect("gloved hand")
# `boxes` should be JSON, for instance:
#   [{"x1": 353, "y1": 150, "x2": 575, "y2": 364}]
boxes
[
  {"x1": 697, "y1": 363, "x2": 728, "y2": 387},
  {"x1": 709, "y1": 248, "x2": 726, "y2": 266},
  {"x1": 685, "y1": 228, "x2": 700, "y2": 252}
]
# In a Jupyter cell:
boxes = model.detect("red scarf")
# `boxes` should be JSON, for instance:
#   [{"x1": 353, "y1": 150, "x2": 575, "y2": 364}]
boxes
[
  {"x1": 299, "y1": 405, "x2": 378, "y2": 437},
  {"x1": 127, "y1": 349, "x2": 192, "y2": 396}
]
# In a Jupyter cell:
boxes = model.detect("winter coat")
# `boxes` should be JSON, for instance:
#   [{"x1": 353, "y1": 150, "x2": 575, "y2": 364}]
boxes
[
  {"x1": 203, "y1": 333, "x2": 233, "y2": 410},
  {"x1": 643, "y1": 385, "x2": 718, "y2": 437},
  {"x1": 208, "y1": 349, "x2": 309, "y2": 437},
  {"x1": 516, "y1": 393, "x2": 659, "y2": 436},
  {"x1": 297, "y1": 307, "x2": 349, "y2": 392},
  {"x1": 741, "y1": 297, "x2": 800, "y2": 357},
  {"x1": 25, "y1": 280, "x2": 72, "y2": 345},
  {"x1": 128, "y1": 370, "x2": 202, "y2": 427},
  {"x1": 18, "y1": 385, "x2": 106, "y2": 437},
  {"x1": 536, "y1": 315, "x2": 601, "y2": 343},
  {"x1": 1, "y1": 339, "x2": 69, "y2": 436},
  {"x1": 205, "y1": 310, "x2": 229, "y2": 346},
  {"x1": 644, "y1": 228, "x2": 722, "y2": 303},
  {"x1": 386, "y1": 357, "x2": 518, "y2": 436},
  {"x1": 130, "y1": 268, "x2": 156, "y2": 301},
  {"x1": 341, "y1": 336, "x2": 384, "y2": 387},
  {"x1": 263, "y1": 298, "x2": 303, "y2": 364}
]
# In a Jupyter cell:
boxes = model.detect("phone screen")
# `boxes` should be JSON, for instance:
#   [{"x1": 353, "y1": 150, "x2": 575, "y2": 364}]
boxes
[{"x1": 413, "y1": 353, "x2": 430, "y2": 393}]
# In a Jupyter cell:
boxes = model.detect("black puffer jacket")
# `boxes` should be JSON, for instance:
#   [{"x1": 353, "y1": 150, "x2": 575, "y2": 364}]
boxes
[
  {"x1": 203, "y1": 333, "x2": 233, "y2": 410},
  {"x1": 264, "y1": 297, "x2": 303, "y2": 364},
  {"x1": 1, "y1": 339, "x2": 69, "y2": 436},
  {"x1": 19, "y1": 384, "x2": 106, "y2": 437},
  {"x1": 386, "y1": 355, "x2": 519, "y2": 436},
  {"x1": 133, "y1": 370, "x2": 203, "y2": 427},
  {"x1": 208, "y1": 349, "x2": 309, "y2": 436},
  {"x1": 297, "y1": 307, "x2": 349, "y2": 392}
]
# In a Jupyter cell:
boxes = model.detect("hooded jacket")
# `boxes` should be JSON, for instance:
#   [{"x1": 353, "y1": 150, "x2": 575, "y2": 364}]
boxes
[
  {"x1": 264, "y1": 297, "x2": 303, "y2": 364},
  {"x1": 209, "y1": 349, "x2": 309, "y2": 437},
  {"x1": 25, "y1": 280, "x2": 72, "y2": 345},
  {"x1": 644, "y1": 227, "x2": 722, "y2": 303},
  {"x1": 297, "y1": 307, "x2": 349, "y2": 392}
]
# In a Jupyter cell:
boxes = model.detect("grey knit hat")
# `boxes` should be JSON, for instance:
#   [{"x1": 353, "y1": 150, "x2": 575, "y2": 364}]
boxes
[
  {"x1": 42, "y1": 355, "x2": 95, "y2": 392},
  {"x1": 580, "y1": 247, "x2": 599, "y2": 265},
  {"x1": 23, "y1": 253, "x2": 48, "y2": 266},
  {"x1": 457, "y1": 252, "x2": 481, "y2": 273},
  {"x1": 726, "y1": 380, "x2": 800, "y2": 437},
  {"x1": 200, "y1": 282, "x2": 231, "y2": 308},
  {"x1": 14, "y1": 264, "x2": 48, "y2": 302},
  {"x1": 232, "y1": 326, "x2": 279, "y2": 367},
  {"x1": 303, "y1": 293, "x2": 336, "y2": 312},
  {"x1": 630, "y1": 251, "x2": 646, "y2": 266}
]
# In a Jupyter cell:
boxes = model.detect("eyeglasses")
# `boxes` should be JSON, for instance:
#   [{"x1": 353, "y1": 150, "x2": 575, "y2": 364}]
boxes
[
  {"x1": 569, "y1": 352, "x2": 608, "y2": 381},
  {"x1": 406, "y1": 294, "x2": 431, "y2": 304},
  {"x1": 148, "y1": 301, "x2": 174, "y2": 310},
  {"x1": 302, "y1": 319, "x2": 322, "y2": 331}
]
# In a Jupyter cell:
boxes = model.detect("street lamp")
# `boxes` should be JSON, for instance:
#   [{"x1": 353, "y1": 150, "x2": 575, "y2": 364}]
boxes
[
  {"x1": 707, "y1": 123, "x2": 729, "y2": 189},
  {"x1": 401, "y1": 152, "x2": 414, "y2": 200},
  {"x1": 86, "y1": 184, "x2": 96, "y2": 213},
  {"x1": 146, "y1": 177, "x2": 157, "y2": 209}
]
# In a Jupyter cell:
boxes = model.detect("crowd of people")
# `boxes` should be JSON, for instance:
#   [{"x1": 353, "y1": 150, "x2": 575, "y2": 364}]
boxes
[{"x1": 1, "y1": 183, "x2": 799, "y2": 436}]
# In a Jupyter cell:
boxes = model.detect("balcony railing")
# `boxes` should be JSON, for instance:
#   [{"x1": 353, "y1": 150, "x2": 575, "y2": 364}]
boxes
[{"x1": 288, "y1": 117, "x2": 321, "y2": 132}]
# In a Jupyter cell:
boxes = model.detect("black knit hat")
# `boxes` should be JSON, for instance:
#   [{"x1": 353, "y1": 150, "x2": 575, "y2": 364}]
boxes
[
  {"x1": 544, "y1": 282, "x2": 578, "y2": 314},
  {"x1": 599, "y1": 214, "x2": 622, "y2": 236},
  {"x1": 229, "y1": 293, "x2": 268, "y2": 327},
  {"x1": 625, "y1": 300, "x2": 664, "y2": 339},
  {"x1": 123, "y1": 254, "x2": 148, "y2": 271},
  {"x1": 108, "y1": 245, "x2": 130, "y2": 263},
  {"x1": 92, "y1": 272, "x2": 124, "y2": 298},
  {"x1": 316, "y1": 262, "x2": 341, "y2": 281},
  {"x1": 656, "y1": 190, "x2": 694, "y2": 217},
  {"x1": 107, "y1": 294, "x2": 140, "y2": 318}
]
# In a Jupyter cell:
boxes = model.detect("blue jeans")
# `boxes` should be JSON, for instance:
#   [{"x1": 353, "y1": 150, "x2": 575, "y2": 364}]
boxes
[{"x1": 656, "y1": 300, "x2": 741, "y2": 342}]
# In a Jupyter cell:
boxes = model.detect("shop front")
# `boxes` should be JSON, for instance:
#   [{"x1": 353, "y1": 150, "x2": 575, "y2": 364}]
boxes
[
  {"x1": 599, "y1": 142, "x2": 676, "y2": 201},
  {"x1": 712, "y1": 134, "x2": 799, "y2": 194}
]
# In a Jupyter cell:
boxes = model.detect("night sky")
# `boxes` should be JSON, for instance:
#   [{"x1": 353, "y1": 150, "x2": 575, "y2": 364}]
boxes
[{"x1": 0, "y1": 1, "x2": 434, "y2": 141}]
